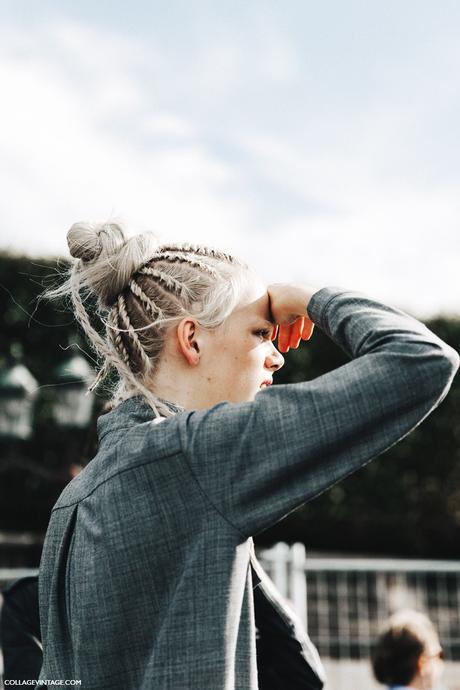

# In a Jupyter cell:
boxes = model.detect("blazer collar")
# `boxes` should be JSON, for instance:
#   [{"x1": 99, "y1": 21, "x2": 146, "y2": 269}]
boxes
[{"x1": 97, "y1": 395, "x2": 185, "y2": 442}]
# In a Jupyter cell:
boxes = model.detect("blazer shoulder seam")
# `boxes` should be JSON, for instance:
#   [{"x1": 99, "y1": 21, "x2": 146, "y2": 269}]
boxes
[{"x1": 52, "y1": 449, "x2": 183, "y2": 510}]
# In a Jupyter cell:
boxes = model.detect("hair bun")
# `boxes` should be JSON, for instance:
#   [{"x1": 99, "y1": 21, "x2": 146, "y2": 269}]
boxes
[
  {"x1": 67, "y1": 221, "x2": 126, "y2": 263},
  {"x1": 66, "y1": 220, "x2": 160, "y2": 307}
]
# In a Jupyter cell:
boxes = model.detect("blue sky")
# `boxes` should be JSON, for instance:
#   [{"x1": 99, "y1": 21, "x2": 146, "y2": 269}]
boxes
[{"x1": 1, "y1": 1, "x2": 459, "y2": 316}]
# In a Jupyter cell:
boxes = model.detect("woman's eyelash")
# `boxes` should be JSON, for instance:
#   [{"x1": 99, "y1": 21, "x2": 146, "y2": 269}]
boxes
[{"x1": 254, "y1": 328, "x2": 272, "y2": 339}]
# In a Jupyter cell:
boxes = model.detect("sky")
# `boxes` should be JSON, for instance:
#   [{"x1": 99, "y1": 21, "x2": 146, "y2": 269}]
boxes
[{"x1": 0, "y1": 0, "x2": 459, "y2": 317}]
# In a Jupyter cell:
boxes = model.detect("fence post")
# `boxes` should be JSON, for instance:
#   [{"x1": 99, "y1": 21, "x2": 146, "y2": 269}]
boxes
[
  {"x1": 271, "y1": 542, "x2": 290, "y2": 596},
  {"x1": 291, "y1": 542, "x2": 308, "y2": 630}
]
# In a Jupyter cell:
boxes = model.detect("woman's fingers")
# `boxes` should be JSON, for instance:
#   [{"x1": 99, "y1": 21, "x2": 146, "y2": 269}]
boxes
[
  {"x1": 274, "y1": 317, "x2": 315, "y2": 352},
  {"x1": 301, "y1": 319, "x2": 315, "y2": 341},
  {"x1": 277, "y1": 324, "x2": 291, "y2": 353},
  {"x1": 289, "y1": 317, "x2": 304, "y2": 349}
]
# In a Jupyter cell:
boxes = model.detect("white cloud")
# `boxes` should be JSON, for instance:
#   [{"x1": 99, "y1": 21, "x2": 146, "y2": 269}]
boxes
[
  {"x1": 235, "y1": 131, "x2": 459, "y2": 316},
  {"x1": 141, "y1": 114, "x2": 195, "y2": 138},
  {"x1": 0, "y1": 21, "x2": 254, "y2": 258},
  {"x1": 0, "y1": 11, "x2": 459, "y2": 317}
]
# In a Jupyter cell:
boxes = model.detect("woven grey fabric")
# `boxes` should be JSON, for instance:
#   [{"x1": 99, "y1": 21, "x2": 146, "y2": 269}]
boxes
[{"x1": 37, "y1": 287, "x2": 459, "y2": 689}]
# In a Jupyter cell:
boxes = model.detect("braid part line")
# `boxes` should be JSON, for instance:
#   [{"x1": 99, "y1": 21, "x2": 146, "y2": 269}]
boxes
[
  {"x1": 138, "y1": 267, "x2": 188, "y2": 298},
  {"x1": 129, "y1": 279, "x2": 165, "y2": 319},
  {"x1": 155, "y1": 251, "x2": 219, "y2": 277}
]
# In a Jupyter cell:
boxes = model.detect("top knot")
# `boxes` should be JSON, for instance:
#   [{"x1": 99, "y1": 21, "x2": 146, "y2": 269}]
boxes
[
  {"x1": 67, "y1": 222, "x2": 126, "y2": 263},
  {"x1": 66, "y1": 220, "x2": 161, "y2": 308}
]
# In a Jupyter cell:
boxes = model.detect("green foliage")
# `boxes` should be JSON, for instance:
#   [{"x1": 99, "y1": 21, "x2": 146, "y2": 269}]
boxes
[
  {"x1": 0, "y1": 252, "x2": 105, "y2": 532},
  {"x1": 259, "y1": 315, "x2": 460, "y2": 558},
  {"x1": 1, "y1": 252, "x2": 459, "y2": 557}
]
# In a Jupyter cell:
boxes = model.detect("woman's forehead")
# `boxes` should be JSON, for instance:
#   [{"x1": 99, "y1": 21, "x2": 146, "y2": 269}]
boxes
[
  {"x1": 238, "y1": 276, "x2": 272, "y2": 321},
  {"x1": 241, "y1": 272, "x2": 266, "y2": 300}
]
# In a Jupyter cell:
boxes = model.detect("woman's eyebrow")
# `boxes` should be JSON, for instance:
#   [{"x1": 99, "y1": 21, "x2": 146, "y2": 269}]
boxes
[{"x1": 266, "y1": 305, "x2": 276, "y2": 326}]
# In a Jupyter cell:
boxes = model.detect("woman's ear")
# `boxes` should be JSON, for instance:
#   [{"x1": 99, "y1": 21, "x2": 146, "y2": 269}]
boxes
[
  {"x1": 415, "y1": 653, "x2": 427, "y2": 679},
  {"x1": 176, "y1": 318, "x2": 200, "y2": 366}
]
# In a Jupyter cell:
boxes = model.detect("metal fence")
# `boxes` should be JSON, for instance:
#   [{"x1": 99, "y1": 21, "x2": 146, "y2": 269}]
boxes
[
  {"x1": 0, "y1": 568, "x2": 37, "y2": 590},
  {"x1": 257, "y1": 543, "x2": 460, "y2": 662},
  {"x1": 2, "y1": 545, "x2": 460, "y2": 664}
]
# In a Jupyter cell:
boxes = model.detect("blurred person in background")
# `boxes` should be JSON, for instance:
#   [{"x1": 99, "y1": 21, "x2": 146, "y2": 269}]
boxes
[
  {"x1": 1, "y1": 576, "x2": 41, "y2": 682},
  {"x1": 33, "y1": 220, "x2": 458, "y2": 690},
  {"x1": 371, "y1": 609, "x2": 445, "y2": 690}
]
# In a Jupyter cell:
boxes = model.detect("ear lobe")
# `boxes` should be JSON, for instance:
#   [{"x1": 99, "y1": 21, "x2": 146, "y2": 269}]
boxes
[{"x1": 177, "y1": 318, "x2": 200, "y2": 366}]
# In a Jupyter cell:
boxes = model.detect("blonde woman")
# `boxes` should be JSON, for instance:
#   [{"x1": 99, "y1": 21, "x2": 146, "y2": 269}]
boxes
[{"x1": 37, "y1": 222, "x2": 458, "y2": 690}]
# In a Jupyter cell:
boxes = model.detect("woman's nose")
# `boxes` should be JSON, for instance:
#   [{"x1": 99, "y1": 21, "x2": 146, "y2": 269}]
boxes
[{"x1": 266, "y1": 344, "x2": 285, "y2": 371}]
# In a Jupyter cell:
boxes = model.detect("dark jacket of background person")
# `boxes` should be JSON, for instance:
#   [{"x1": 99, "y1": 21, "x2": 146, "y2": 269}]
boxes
[
  {"x1": 1, "y1": 576, "x2": 42, "y2": 682},
  {"x1": 36, "y1": 287, "x2": 459, "y2": 690}
]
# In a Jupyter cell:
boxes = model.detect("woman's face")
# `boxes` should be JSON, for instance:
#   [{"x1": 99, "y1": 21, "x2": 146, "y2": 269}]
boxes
[
  {"x1": 198, "y1": 274, "x2": 285, "y2": 406},
  {"x1": 418, "y1": 638, "x2": 444, "y2": 689}
]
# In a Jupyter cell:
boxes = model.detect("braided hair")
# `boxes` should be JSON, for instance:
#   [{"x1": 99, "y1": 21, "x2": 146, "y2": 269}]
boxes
[{"x1": 45, "y1": 221, "x2": 249, "y2": 417}]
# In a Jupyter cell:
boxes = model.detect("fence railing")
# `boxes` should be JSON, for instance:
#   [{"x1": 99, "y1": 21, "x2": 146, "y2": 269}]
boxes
[
  {"x1": 2, "y1": 546, "x2": 460, "y2": 662},
  {"x1": 0, "y1": 568, "x2": 37, "y2": 590},
  {"x1": 257, "y1": 543, "x2": 460, "y2": 661}
]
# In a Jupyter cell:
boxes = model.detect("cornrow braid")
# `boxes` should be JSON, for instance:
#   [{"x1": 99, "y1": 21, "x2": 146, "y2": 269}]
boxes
[
  {"x1": 155, "y1": 250, "x2": 219, "y2": 277},
  {"x1": 70, "y1": 268, "x2": 113, "y2": 362},
  {"x1": 49, "y1": 221, "x2": 250, "y2": 419},
  {"x1": 87, "y1": 359, "x2": 111, "y2": 394},
  {"x1": 69, "y1": 267, "x2": 123, "y2": 394},
  {"x1": 103, "y1": 306, "x2": 168, "y2": 419},
  {"x1": 159, "y1": 243, "x2": 236, "y2": 264},
  {"x1": 69, "y1": 268, "x2": 153, "y2": 407},
  {"x1": 129, "y1": 279, "x2": 164, "y2": 319},
  {"x1": 138, "y1": 266, "x2": 189, "y2": 298},
  {"x1": 107, "y1": 305, "x2": 131, "y2": 367},
  {"x1": 116, "y1": 294, "x2": 153, "y2": 374}
]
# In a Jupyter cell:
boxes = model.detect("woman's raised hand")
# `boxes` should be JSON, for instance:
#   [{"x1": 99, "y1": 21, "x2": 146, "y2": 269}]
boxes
[{"x1": 267, "y1": 283, "x2": 318, "y2": 353}]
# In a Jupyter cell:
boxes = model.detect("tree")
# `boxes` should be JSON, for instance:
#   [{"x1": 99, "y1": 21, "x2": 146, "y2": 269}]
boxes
[{"x1": 1, "y1": 252, "x2": 459, "y2": 557}]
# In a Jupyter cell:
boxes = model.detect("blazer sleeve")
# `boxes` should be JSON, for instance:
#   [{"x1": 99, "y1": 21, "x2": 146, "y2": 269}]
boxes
[{"x1": 177, "y1": 287, "x2": 459, "y2": 538}]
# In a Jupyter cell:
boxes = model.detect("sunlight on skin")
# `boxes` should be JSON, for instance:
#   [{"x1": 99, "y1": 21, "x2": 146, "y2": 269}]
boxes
[{"x1": 273, "y1": 315, "x2": 315, "y2": 353}]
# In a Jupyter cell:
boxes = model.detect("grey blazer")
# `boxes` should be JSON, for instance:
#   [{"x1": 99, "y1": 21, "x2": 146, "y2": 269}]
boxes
[{"x1": 37, "y1": 287, "x2": 459, "y2": 690}]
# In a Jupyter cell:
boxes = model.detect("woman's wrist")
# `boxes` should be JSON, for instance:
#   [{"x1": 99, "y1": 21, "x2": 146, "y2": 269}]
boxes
[
  {"x1": 267, "y1": 283, "x2": 320, "y2": 323},
  {"x1": 290, "y1": 284, "x2": 321, "y2": 317}
]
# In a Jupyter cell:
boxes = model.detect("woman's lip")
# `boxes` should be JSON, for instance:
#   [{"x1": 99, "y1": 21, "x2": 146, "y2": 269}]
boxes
[{"x1": 260, "y1": 381, "x2": 272, "y2": 388}]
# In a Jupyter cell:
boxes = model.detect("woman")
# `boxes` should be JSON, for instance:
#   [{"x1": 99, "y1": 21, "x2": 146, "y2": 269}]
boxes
[
  {"x1": 37, "y1": 221, "x2": 458, "y2": 690},
  {"x1": 371, "y1": 610, "x2": 445, "y2": 689}
]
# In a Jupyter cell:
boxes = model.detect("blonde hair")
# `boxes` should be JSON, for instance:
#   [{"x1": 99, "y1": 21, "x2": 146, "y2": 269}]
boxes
[{"x1": 46, "y1": 221, "x2": 249, "y2": 418}]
